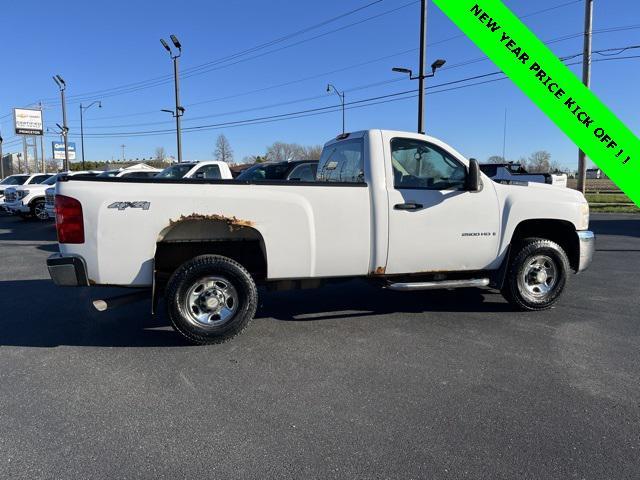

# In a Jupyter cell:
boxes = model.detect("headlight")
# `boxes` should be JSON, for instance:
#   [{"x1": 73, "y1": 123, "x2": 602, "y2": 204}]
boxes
[
  {"x1": 17, "y1": 190, "x2": 30, "y2": 199},
  {"x1": 578, "y1": 202, "x2": 589, "y2": 230}
]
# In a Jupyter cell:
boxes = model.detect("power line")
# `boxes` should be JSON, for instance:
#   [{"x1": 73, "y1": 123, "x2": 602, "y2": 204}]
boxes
[{"x1": 0, "y1": 0, "x2": 591, "y2": 121}]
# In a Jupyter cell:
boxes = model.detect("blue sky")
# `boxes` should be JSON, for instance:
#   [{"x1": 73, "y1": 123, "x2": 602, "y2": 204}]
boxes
[{"x1": 1, "y1": 0, "x2": 638, "y2": 168}]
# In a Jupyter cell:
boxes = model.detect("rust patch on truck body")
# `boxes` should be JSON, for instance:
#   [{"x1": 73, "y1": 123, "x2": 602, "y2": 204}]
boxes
[
  {"x1": 169, "y1": 213, "x2": 255, "y2": 232},
  {"x1": 370, "y1": 266, "x2": 386, "y2": 275}
]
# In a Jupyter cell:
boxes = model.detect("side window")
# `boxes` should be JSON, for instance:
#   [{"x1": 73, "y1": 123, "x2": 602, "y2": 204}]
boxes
[
  {"x1": 391, "y1": 138, "x2": 466, "y2": 190},
  {"x1": 287, "y1": 164, "x2": 315, "y2": 182},
  {"x1": 31, "y1": 175, "x2": 51, "y2": 184},
  {"x1": 195, "y1": 165, "x2": 222, "y2": 179},
  {"x1": 316, "y1": 139, "x2": 364, "y2": 183},
  {"x1": 123, "y1": 171, "x2": 158, "y2": 178}
]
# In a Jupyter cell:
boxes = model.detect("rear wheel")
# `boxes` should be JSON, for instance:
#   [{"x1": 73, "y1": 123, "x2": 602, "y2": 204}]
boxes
[
  {"x1": 501, "y1": 238, "x2": 569, "y2": 311},
  {"x1": 165, "y1": 255, "x2": 258, "y2": 344}
]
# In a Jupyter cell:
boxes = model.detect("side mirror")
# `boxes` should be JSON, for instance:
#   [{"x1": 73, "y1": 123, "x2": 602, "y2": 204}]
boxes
[{"x1": 466, "y1": 158, "x2": 482, "y2": 192}]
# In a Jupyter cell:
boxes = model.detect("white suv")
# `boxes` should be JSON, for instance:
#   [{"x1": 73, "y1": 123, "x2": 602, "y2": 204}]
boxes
[{"x1": 1, "y1": 173, "x2": 53, "y2": 215}]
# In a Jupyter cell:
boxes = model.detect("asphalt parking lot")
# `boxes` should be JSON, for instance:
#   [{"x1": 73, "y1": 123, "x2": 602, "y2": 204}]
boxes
[{"x1": 0, "y1": 213, "x2": 638, "y2": 479}]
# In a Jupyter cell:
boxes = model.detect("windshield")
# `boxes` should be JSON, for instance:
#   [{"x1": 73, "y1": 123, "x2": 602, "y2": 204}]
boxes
[
  {"x1": 156, "y1": 164, "x2": 193, "y2": 179},
  {"x1": 1, "y1": 175, "x2": 28, "y2": 186},
  {"x1": 97, "y1": 170, "x2": 122, "y2": 178},
  {"x1": 43, "y1": 175, "x2": 60, "y2": 185},
  {"x1": 236, "y1": 163, "x2": 290, "y2": 181}
]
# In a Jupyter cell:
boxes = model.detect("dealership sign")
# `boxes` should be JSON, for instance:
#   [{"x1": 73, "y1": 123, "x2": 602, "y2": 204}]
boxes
[
  {"x1": 52, "y1": 141, "x2": 76, "y2": 160},
  {"x1": 14, "y1": 108, "x2": 44, "y2": 135}
]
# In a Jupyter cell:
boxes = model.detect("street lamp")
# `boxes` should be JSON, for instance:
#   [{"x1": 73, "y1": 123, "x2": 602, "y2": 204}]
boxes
[
  {"x1": 160, "y1": 34, "x2": 184, "y2": 163},
  {"x1": 80, "y1": 101, "x2": 102, "y2": 170},
  {"x1": 52, "y1": 74, "x2": 70, "y2": 170},
  {"x1": 326, "y1": 83, "x2": 346, "y2": 135},
  {"x1": 392, "y1": 58, "x2": 446, "y2": 134}
]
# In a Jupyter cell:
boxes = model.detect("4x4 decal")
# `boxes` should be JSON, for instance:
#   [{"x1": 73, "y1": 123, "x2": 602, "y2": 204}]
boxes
[{"x1": 107, "y1": 201, "x2": 151, "y2": 211}]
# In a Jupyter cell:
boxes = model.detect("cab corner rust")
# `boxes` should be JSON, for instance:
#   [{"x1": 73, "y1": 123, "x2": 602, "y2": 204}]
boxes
[
  {"x1": 370, "y1": 266, "x2": 386, "y2": 276},
  {"x1": 168, "y1": 213, "x2": 255, "y2": 232}
]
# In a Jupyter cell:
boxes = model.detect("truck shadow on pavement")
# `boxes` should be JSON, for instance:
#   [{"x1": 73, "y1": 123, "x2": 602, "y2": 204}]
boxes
[
  {"x1": 0, "y1": 279, "x2": 511, "y2": 347},
  {"x1": 256, "y1": 280, "x2": 512, "y2": 322},
  {"x1": 0, "y1": 216, "x2": 57, "y2": 242}
]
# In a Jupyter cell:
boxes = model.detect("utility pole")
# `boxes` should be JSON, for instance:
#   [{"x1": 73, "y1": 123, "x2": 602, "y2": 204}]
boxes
[
  {"x1": 120, "y1": 144, "x2": 126, "y2": 162},
  {"x1": 418, "y1": 0, "x2": 427, "y2": 134},
  {"x1": 39, "y1": 102, "x2": 46, "y2": 173},
  {"x1": 0, "y1": 130, "x2": 3, "y2": 179},
  {"x1": 502, "y1": 108, "x2": 508, "y2": 160},
  {"x1": 53, "y1": 75, "x2": 70, "y2": 171},
  {"x1": 160, "y1": 35, "x2": 184, "y2": 163},
  {"x1": 577, "y1": 0, "x2": 593, "y2": 193}
]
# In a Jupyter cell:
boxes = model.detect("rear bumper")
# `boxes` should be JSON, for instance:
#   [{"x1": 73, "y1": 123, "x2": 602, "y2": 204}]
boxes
[
  {"x1": 576, "y1": 230, "x2": 595, "y2": 273},
  {"x1": 47, "y1": 254, "x2": 89, "y2": 286}
]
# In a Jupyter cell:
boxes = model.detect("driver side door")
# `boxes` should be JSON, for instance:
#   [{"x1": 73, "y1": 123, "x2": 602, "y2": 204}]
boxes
[{"x1": 384, "y1": 134, "x2": 500, "y2": 274}]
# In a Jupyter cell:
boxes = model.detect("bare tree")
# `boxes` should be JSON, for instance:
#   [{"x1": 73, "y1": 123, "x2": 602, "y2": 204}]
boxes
[
  {"x1": 525, "y1": 150, "x2": 553, "y2": 173},
  {"x1": 265, "y1": 142, "x2": 305, "y2": 162},
  {"x1": 302, "y1": 145, "x2": 323, "y2": 160},
  {"x1": 214, "y1": 134, "x2": 234, "y2": 163},
  {"x1": 154, "y1": 147, "x2": 167, "y2": 163}
]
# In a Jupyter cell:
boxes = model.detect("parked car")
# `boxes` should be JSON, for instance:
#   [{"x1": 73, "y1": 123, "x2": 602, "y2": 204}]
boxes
[
  {"x1": 47, "y1": 129, "x2": 593, "y2": 345},
  {"x1": 42, "y1": 171, "x2": 105, "y2": 220},
  {"x1": 96, "y1": 167, "x2": 162, "y2": 179},
  {"x1": 1, "y1": 173, "x2": 54, "y2": 215},
  {"x1": 5, "y1": 171, "x2": 100, "y2": 220},
  {"x1": 1, "y1": 174, "x2": 31, "y2": 202},
  {"x1": 235, "y1": 160, "x2": 318, "y2": 182},
  {"x1": 480, "y1": 162, "x2": 567, "y2": 188},
  {"x1": 155, "y1": 161, "x2": 233, "y2": 180}
]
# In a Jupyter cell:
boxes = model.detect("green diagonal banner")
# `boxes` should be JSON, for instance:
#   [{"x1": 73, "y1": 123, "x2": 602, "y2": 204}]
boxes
[{"x1": 432, "y1": 0, "x2": 639, "y2": 207}]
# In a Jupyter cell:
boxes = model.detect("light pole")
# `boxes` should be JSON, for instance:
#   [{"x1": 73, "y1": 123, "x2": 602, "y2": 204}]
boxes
[
  {"x1": 160, "y1": 35, "x2": 184, "y2": 163},
  {"x1": 52, "y1": 75, "x2": 70, "y2": 170},
  {"x1": 80, "y1": 101, "x2": 102, "y2": 170},
  {"x1": 392, "y1": 58, "x2": 446, "y2": 134},
  {"x1": 326, "y1": 84, "x2": 346, "y2": 135}
]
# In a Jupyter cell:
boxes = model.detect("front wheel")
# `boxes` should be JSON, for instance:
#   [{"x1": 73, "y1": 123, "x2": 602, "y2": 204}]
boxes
[
  {"x1": 165, "y1": 255, "x2": 258, "y2": 345},
  {"x1": 501, "y1": 238, "x2": 570, "y2": 311},
  {"x1": 31, "y1": 199, "x2": 49, "y2": 221}
]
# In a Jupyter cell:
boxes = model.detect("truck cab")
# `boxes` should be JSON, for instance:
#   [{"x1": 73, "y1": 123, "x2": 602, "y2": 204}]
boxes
[{"x1": 155, "y1": 161, "x2": 233, "y2": 180}]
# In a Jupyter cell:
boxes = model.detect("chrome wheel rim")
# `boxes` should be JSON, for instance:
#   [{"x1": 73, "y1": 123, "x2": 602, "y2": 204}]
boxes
[
  {"x1": 184, "y1": 276, "x2": 238, "y2": 328},
  {"x1": 35, "y1": 202, "x2": 48, "y2": 220},
  {"x1": 521, "y1": 254, "x2": 557, "y2": 298}
]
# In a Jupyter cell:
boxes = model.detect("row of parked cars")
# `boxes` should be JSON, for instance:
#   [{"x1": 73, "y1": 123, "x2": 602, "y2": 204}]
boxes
[{"x1": 0, "y1": 159, "x2": 319, "y2": 221}]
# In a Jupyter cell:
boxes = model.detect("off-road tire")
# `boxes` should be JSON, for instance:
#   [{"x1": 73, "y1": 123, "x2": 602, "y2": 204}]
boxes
[
  {"x1": 166, "y1": 255, "x2": 258, "y2": 345},
  {"x1": 501, "y1": 237, "x2": 569, "y2": 311}
]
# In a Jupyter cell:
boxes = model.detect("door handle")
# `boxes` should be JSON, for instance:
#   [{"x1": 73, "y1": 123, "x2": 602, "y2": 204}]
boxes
[{"x1": 394, "y1": 202, "x2": 423, "y2": 210}]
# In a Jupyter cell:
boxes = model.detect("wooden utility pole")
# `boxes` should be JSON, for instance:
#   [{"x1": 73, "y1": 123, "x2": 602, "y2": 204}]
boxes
[{"x1": 577, "y1": 0, "x2": 594, "y2": 193}]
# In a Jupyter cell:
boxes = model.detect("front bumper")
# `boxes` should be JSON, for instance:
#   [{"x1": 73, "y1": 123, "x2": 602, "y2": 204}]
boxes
[
  {"x1": 4, "y1": 201, "x2": 29, "y2": 213},
  {"x1": 576, "y1": 230, "x2": 595, "y2": 273},
  {"x1": 47, "y1": 254, "x2": 90, "y2": 286}
]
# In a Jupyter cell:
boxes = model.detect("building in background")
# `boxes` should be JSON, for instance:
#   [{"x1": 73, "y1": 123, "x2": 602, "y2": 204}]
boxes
[{"x1": 1, "y1": 153, "x2": 21, "y2": 178}]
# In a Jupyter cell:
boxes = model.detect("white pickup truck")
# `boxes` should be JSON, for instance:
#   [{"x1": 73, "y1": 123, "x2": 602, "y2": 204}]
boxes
[
  {"x1": 47, "y1": 130, "x2": 594, "y2": 344},
  {"x1": 480, "y1": 162, "x2": 568, "y2": 188}
]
